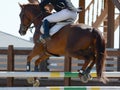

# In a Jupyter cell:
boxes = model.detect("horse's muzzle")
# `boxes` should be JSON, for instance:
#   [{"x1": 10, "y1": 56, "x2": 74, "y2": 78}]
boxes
[{"x1": 19, "y1": 26, "x2": 27, "y2": 36}]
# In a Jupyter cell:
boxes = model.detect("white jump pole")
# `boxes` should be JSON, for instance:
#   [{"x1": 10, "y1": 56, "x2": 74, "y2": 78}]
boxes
[
  {"x1": 0, "y1": 71, "x2": 119, "y2": 78},
  {"x1": 0, "y1": 86, "x2": 120, "y2": 90}
]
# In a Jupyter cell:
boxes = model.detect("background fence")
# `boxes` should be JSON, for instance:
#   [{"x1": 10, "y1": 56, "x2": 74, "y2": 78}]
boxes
[{"x1": 0, "y1": 45, "x2": 120, "y2": 86}]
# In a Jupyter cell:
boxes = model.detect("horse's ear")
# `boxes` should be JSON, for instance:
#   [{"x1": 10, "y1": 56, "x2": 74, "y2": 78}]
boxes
[{"x1": 18, "y1": 3, "x2": 24, "y2": 8}]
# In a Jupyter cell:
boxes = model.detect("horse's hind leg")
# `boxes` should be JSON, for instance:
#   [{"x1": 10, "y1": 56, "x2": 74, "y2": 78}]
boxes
[
  {"x1": 85, "y1": 59, "x2": 95, "y2": 74},
  {"x1": 79, "y1": 59, "x2": 95, "y2": 83},
  {"x1": 78, "y1": 59, "x2": 93, "y2": 83},
  {"x1": 79, "y1": 59, "x2": 91, "y2": 74}
]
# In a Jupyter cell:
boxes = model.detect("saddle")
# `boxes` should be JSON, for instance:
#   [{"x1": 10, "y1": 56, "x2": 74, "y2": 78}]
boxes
[
  {"x1": 39, "y1": 22, "x2": 69, "y2": 44},
  {"x1": 40, "y1": 20, "x2": 73, "y2": 37}
]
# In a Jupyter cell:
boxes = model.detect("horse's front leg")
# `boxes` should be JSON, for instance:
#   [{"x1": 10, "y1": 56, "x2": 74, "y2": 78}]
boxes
[
  {"x1": 26, "y1": 51, "x2": 38, "y2": 71},
  {"x1": 26, "y1": 53, "x2": 41, "y2": 86},
  {"x1": 26, "y1": 53, "x2": 39, "y2": 85},
  {"x1": 34, "y1": 54, "x2": 50, "y2": 72},
  {"x1": 26, "y1": 44, "x2": 45, "y2": 86},
  {"x1": 27, "y1": 54, "x2": 50, "y2": 87},
  {"x1": 26, "y1": 43, "x2": 44, "y2": 71}
]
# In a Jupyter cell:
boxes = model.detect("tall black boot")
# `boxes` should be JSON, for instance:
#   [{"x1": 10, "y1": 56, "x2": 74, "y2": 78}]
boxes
[
  {"x1": 42, "y1": 19, "x2": 50, "y2": 38},
  {"x1": 39, "y1": 19, "x2": 51, "y2": 43}
]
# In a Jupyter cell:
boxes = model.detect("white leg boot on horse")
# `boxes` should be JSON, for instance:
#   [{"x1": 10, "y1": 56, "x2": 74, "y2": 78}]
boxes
[
  {"x1": 27, "y1": 53, "x2": 50, "y2": 87},
  {"x1": 78, "y1": 59, "x2": 94, "y2": 83},
  {"x1": 78, "y1": 59, "x2": 95, "y2": 83}
]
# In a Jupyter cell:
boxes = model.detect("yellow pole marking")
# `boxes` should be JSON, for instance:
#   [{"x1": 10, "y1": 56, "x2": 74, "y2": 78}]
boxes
[
  {"x1": 91, "y1": 72, "x2": 97, "y2": 77},
  {"x1": 50, "y1": 87, "x2": 60, "y2": 90},
  {"x1": 91, "y1": 86, "x2": 100, "y2": 90},
  {"x1": 50, "y1": 72, "x2": 61, "y2": 77}
]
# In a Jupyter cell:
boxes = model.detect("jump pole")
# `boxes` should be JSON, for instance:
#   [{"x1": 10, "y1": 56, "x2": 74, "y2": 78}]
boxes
[
  {"x1": 0, "y1": 71, "x2": 120, "y2": 78},
  {"x1": 0, "y1": 86, "x2": 120, "y2": 90}
]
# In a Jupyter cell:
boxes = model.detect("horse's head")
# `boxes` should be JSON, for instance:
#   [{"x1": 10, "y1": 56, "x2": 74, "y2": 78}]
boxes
[{"x1": 18, "y1": 3, "x2": 44, "y2": 35}]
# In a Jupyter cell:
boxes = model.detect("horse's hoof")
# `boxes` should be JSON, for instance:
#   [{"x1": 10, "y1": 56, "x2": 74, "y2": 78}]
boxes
[
  {"x1": 27, "y1": 77, "x2": 34, "y2": 84},
  {"x1": 80, "y1": 74, "x2": 89, "y2": 83},
  {"x1": 80, "y1": 74, "x2": 92, "y2": 83},
  {"x1": 33, "y1": 79, "x2": 40, "y2": 87},
  {"x1": 88, "y1": 74, "x2": 93, "y2": 80}
]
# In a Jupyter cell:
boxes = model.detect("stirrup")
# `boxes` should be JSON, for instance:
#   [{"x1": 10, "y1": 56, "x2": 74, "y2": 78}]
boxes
[
  {"x1": 39, "y1": 36, "x2": 46, "y2": 44},
  {"x1": 39, "y1": 36, "x2": 51, "y2": 44}
]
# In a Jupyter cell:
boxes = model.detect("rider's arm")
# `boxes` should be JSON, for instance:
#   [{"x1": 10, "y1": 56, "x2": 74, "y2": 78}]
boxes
[
  {"x1": 65, "y1": 0, "x2": 82, "y2": 12},
  {"x1": 65, "y1": 0, "x2": 77, "y2": 11}
]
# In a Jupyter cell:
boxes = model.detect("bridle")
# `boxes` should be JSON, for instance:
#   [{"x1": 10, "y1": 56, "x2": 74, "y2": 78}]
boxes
[{"x1": 20, "y1": 10, "x2": 43, "y2": 33}]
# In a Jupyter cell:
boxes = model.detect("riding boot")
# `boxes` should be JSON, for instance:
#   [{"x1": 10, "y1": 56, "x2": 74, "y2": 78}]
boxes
[{"x1": 39, "y1": 19, "x2": 51, "y2": 43}]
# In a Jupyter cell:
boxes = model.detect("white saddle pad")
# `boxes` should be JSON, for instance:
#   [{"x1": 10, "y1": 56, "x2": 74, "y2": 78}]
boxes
[{"x1": 40, "y1": 22, "x2": 71, "y2": 36}]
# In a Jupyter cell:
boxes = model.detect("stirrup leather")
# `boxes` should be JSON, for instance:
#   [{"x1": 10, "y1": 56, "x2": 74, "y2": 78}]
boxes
[{"x1": 39, "y1": 36, "x2": 46, "y2": 44}]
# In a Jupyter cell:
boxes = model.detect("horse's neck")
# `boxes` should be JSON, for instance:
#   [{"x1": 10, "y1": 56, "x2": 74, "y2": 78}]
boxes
[
  {"x1": 33, "y1": 29, "x2": 41, "y2": 43},
  {"x1": 31, "y1": 9, "x2": 51, "y2": 43},
  {"x1": 31, "y1": 19, "x2": 41, "y2": 43}
]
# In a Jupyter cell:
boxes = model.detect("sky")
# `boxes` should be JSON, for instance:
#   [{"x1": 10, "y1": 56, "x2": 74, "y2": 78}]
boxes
[
  {"x1": 0, "y1": 0, "x2": 30, "y2": 40},
  {"x1": 0, "y1": 0, "x2": 119, "y2": 48},
  {"x1": 0, "y1": 0, "x2": 78, "y2": 40}
]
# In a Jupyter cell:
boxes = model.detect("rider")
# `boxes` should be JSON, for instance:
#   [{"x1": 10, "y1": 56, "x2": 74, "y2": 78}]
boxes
[{"x1": 39, "y1": 0, "x2": 82, "y2": 43}]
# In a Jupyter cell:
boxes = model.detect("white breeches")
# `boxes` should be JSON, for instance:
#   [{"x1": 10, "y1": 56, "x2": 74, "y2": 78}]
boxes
[
  {"x1": 41, "y1": 9, "x2": 78, "y2": 36},
  {"x1": 43, "y1": 9, "x2": 78, "y2": 23}
]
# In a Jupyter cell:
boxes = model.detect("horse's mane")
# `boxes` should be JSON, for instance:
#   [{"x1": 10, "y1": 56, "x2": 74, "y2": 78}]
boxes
[
  {"x1": 22, "y1": 3, "x2": 39, "y2": 8},
  {"x1": 22, "y1": 3, "x2": 51, "y2": 16},
  {"x1": 22, "y1": 3, "x2": 41, "y2": 14}
]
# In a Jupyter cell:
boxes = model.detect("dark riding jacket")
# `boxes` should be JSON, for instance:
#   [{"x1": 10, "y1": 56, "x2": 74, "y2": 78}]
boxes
[{"x1": 39, "y1": 0, "x2": 76, "y2": 12}]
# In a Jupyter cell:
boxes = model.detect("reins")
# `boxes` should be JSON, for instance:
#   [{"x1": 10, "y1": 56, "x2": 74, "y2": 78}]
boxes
[
  {"x1": 22, "y1": 12, "x2": 43, "y2": 32},
  {"x1": 29, "y1": 12, "x2": 43, "y2": 29}
]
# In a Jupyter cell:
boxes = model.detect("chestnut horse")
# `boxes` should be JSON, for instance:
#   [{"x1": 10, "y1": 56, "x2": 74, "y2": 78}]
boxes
[{"x1": 18, "y1": 3, "x2": 108, "y2": 86}]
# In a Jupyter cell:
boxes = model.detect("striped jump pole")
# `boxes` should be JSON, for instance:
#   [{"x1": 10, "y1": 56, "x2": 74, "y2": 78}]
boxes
[
  {"x1": 0, "y1": 86, "x2": 120, "y2": 90},
  {"x1": 0, "y1": 71, "x2": 120, "y2": 78}
]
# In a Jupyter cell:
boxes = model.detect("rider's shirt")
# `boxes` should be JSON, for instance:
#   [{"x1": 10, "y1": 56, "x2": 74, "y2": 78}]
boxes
[{"x1": 39, "y1": 0, "x2": 76, "y2": 12}]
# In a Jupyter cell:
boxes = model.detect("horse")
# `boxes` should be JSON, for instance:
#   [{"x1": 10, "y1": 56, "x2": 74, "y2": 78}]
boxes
[{"x1": 18, "y1": 3, "x2": 108, "y2": 86}]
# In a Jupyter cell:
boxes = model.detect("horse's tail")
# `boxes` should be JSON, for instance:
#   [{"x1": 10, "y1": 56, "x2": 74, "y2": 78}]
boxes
[{"x1": 92, "y1": 28, "x2": 108, "y2": 83}]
